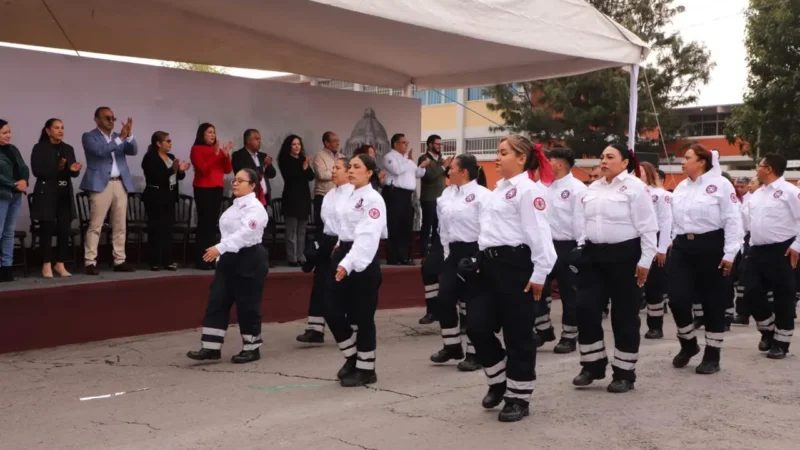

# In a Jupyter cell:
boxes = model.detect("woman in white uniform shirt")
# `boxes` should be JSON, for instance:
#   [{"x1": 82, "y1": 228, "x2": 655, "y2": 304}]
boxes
[
  {"x1": 297, "y1": 158, "x2": 354, "y2": 344},
  {"x1": 187, "y1": 168, "x2": 269, "y2": 364},
  {"x1": 467, "y1": 135, "x2": 557, "y2": 423},
  {"x1": 572, "y1": 144, "x2": 658, "y2": 394},
  {"x1": 668, "y1": 144, "x2": 743, "y2": 375},
  {"x1": 429, "y1": 154, "x2": 488, "y2": 372},
  {"x1": 638, "y1": 162, "x2": 673, "y2": 339},
  {"x1": 324, "y1": 154, "x2": 387, "y2": 387}
]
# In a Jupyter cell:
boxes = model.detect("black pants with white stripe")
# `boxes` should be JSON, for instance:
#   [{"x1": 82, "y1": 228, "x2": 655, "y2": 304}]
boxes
[
  {"x1": 467, "y1": 245, "x2": 536, "y2": 405},
  {"x1": 744, "y1": 239, "x2": 796, "y2": 351},
  {"x1": 536, "y1": 240, "x2": 579, "y2": 341},
  {"x1": 645, "y1": 256, "x2": 668, "y2": 331},
  {"x1": 325, "y1": 242, "x2": 382, "y2": 373},
  {"x1": 437, "y1": 241, "x2": 479, "y2": 354},
  {"x1": 422, "y1": 242, "x2": 444, "y2": 316},
  {"x1": 306, "y1": 234, "x2": 338, "y2": 333},
  {"x1": 576, "y1": 238, "x2": 641, "y2": 382},
  {"x1": 383, "y1": 186, "x2": 413, "y2": 264},
  {"x1": 668, "y1": 230, "x2": 726, "y2": 362},
  {"x1": 200, "y1": 245, "x2": 269, "y2": 351}
]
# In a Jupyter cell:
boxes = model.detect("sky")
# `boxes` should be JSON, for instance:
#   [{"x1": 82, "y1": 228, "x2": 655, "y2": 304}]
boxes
[{"x1": 0, "y1": 0, "x2": 749, "y2": 107}]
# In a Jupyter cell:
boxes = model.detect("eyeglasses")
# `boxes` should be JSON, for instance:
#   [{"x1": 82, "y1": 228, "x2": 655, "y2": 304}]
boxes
[
  {"x1": 103, "y1": 116, "x2": 116, "y2": 122},
  {"x1": 232, "y1": 178, "x2": 253, "y2": 185},
  {"x1": 757, "y1": 164, "x2": 769, "y2": 169}
]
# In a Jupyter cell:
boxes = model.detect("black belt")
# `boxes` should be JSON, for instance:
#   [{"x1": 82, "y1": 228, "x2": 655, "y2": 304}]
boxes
[
  {"x1": 750, "y1": 238, "x2": 794, "y2": 253},
  {"x1": 482, "y1": 244, "x2": 528, "y2": 260},
  {"x1": 147, "y1": 184, "x2": 176, "y2": 191},
  {"x1": 109, "y1": 176, "x2": 122, "y2": 181},
  {"x1": 675, "y1": 229, "x2": 723, "y2": 242}
]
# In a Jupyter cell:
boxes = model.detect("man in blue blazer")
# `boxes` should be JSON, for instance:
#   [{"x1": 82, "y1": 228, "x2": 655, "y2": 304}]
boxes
[{"x1": 80, "y1": 106, "x2": 138, "y2": 274}]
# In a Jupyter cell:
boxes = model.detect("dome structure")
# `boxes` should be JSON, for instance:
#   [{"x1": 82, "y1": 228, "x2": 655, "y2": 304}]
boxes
[{"x1": 344, "y1": 108, "x2": 391, "y2": 164}]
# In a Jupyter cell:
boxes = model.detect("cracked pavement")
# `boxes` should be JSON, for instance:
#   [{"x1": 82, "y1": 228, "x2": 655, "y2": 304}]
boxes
[{"x1": 1, "y1": 307, "x2": 799, "y2": 450}]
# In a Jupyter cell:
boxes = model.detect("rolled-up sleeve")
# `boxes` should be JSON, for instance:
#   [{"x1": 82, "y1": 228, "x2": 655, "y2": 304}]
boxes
[
  {"x1": 520, "y1": 188, "x2": 557, "y2": 284},
  {"x1": 339, "y1": 198, "x2": 387, "y2": 274}
]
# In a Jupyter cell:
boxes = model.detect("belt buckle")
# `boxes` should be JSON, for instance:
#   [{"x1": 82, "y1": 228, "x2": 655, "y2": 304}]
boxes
[
  {"x1": 485, "y1": 248, "x2": 498, "y2": 259},
  {"x1": 169, "y1": 185, "x2": 175, "y2": 191},
  {"x1": 58, "y1": 181, "x2": 67, "y2": 187},
  {"x1": 687, "y1": 233, "x2": 695, "y2": 241}
]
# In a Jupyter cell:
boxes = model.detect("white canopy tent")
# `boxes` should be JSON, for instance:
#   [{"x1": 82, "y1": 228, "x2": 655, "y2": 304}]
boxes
[{"x1": 1, "y1": 0, "x2": 647, "y2": 89}]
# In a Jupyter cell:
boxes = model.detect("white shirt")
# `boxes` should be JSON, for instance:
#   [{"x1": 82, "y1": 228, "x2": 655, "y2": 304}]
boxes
[
  {"x1": 645, "y1": 186, "x2": 673, "y2": 254},
  {"x1": 546, "y1": 173, "x2": 587, "y2": 242},
  {"x1": 438, "y1": 180, "x2": 491, "y2": 259},
  {"x1": 337, "y1": 184, "x2": 388, "y2": 274},
  {"x1": 99, "y1": 128, "x2": 133, "y2": 178},
  {"x1": 478, "y1": 172, "x2": 557, "y2": 285},
  {"x1": 382, "y1": 149, "x2": 425, "y2": 190},
  {"x1": 742, "y1": 177, "x2": 800, "y2": 252},
  {"x1": 249, "y1": 150, "x2": 268, "y2": 195},
  {"x1": 581, "y1": 171, "x2": 659, "y2": 268},
  {"x1": 320, "y1": 183, "x2": 354, "y2": 237},
  {"x1": 215, "y1": 192, "x2": 269, "y2": 256},
  {"x1": 742, "y1": 191, "x2": 752, "y2": 204},
  {"x1": 671, "y1": 173, "x2": 744, "y2": 261}
]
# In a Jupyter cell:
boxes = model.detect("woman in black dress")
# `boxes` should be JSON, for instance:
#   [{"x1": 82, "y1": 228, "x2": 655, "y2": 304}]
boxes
[
  {"x1": 277, "y1": 134, "x2": 314, "y2": 267},
  {"x1": 142, "y1": 131, "x2": 190, "y2": 271},
  {"x1": 31, "y1": 118, "x2": 82, "y2": 278}
]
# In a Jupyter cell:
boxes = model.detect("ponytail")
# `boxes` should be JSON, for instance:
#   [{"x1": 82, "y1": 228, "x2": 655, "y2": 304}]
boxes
[
  {"x1": 528, "y1": 143, "x2": 554, "y2": 186},
  {"x1": 476, "y1": 165, "x2": 487, "y2": 188}
]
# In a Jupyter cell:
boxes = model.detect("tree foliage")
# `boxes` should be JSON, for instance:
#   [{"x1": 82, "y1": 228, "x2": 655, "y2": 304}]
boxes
[
  {"x1": 164, "y1": 61, "x2": 228, "y2": 74},
  {"x1": 725, "y1": 0, "x2": 800, "y2": 158},
  {"x1": 486, "y1": 0, "x2": 713, "y2": 157}
]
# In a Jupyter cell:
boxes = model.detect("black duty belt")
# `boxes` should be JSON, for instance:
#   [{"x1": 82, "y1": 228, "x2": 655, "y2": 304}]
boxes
[{"x1": 482, "y1": 245, "x2": 528, "y2": 260}]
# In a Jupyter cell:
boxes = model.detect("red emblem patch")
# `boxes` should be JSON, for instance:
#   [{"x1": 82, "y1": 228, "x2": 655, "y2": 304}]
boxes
[
  {"x1": 730, "y1": 193, "x2": 738, "y2": 203},
  {"x1": 505, "y1": 188, "x2": 517, "y2": 200},
  {"x1": 465, "y1": 193, "x2": 475, "y2": 203},
  {"x1": 248, "y1": 220, "x2": 257, "y2": 230},
  {"x1": 561, "y1": 190, "x2": 570, "y2": 200},
  {"x1": 774, "y1": 190, "x2": 783, "y2": 199},
  {"x1": 618, "y1": 185, "x2": 628, "y2": 193},
  {"x1": 533, "y1": 197, "x2": 546, "y2": 211},
  {"x1": 665, "y1": 195, "x2": 671, "y2": 204},
  {"x1": 354, "y1": 199, "x2": 363, "y2": 209},
  {"x1": 651, "y1": 194, "x2": 658, "y2": 203},
  {"x1": 368, "y1": 208, "x2": 380, "y2": 219},
  {"x1": 706, "y1": 185, "x2": 717, "y2": 194}
]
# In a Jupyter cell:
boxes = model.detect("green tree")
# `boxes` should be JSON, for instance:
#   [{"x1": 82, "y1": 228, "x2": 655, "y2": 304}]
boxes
[
  {"x1": 725, "y1": 0, "x2": 800, "y2": 159},
  {"x1": 486, "y1": 0, "x2": 713, "y2": 157},
  {"x1": 163, "y1": 61, "x2": 227, "y2": 74}
]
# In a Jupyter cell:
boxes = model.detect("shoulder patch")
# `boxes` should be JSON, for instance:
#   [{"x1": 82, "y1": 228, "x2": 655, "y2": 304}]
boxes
[
  {"x1": 651, "y1": 194, "x2": 658, "y2": 203},
  {"x1": 730, "y1": 193, "x2": 738, "y2": 203},
  {"x1": 368, "y1": 208, "x2": 380, "y2": 219},
  {"x1": 533, "y1": 197, "x2": 546, "y2": 211},
  {"x1": 706, "y1": 185, "x2": 717, "y2": 194},
  {"x1": 248, "y1": 220, "x2": 257, "y2": 230},
  {"x1": 665, "y1": 195, "x2": 671, "y2": 204}
]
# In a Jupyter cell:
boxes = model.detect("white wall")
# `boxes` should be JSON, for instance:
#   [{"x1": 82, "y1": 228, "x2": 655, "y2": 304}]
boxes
[{"x1": 0, "y1": 46, "x2": 420, "y2": 232}]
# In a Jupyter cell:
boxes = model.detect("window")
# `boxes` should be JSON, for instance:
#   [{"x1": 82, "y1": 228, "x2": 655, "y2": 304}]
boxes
[
  {"x1": 467, "y1": 87, "x2": 494, "y2": 101},
  {"x1": 316, "y1": 79, "x2": 354, "y2": 90},
  {"x1": 361, "y1": 85, "x2": 404, "y2": 96},
  {"x1": 415, "y1": 89, "x2": 458, "y2": 106},
  {"x1": 465, "y1": 137, "x2": 503, "y2": 156},
  {"x1": 419, "y1": 139, "x2": 457, "y2": 157},
  {"x1": 684, "y1": 112, "x2": 730, "y2": 137}
]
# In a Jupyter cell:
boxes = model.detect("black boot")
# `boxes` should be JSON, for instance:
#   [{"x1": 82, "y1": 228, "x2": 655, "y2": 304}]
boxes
[
  {"x1": 430, "y1": 345, "x2": 464, "y2": 363},
  {"x1": 553, "y1": 338, "x2": 577, "y2": 354},
  {"x1": 418, "y1": 313, "x2": 436, "y2": 325},
  {"x1": 535, "y1": 327, "x2": 556, "y2": 348},
  {"x1": 482, "y1": 384, "x2": 506, "y2": 409},
  {"x1": 187, "y1": 348, "x2": 221, "y2": 361},
  {"x1": 498, "y1": 400, "x2": 530, "y2": 422},
  {"x1": 607, "y1": 379, "x2": 635, "y2": 393},
  {"x1": 340, "y1": 369, "x2": 377, "y2": 387},
  {"x1": 732, "y1": 315, "x2": 750, "y2": 326},
  {"x1": 724, "y1": 316, "x2": 733, "y2": 332},
  {"x1": 337, "y1": 357, "x2": 357, "y2": 380},
  {"x1": 644, "y1": 329, "x2": 664, "y2": 339},
  {"x1": 758, "y1": 331, "x2": 773, "y2": 352},
  {"x1": 232, "y1": 349, "x2": 260, "y2": 364},
  {"x1": 296, "y1": 330, "x2": 325, "y2": 344},
  {"x1": 672, "y1": 341, "x2": 701, "y2": 368},
  {"x1": 766, "y1": 345, "x2": 787, "y2": 360},
  {"x1": 456, "y1": 354, "x2": 481, "y2": 372},
  {"x1": 696, "y1": 347, "x2": 721, "y2": 374},
  {"x1": 0, "y1": 267, "x2": 14, "y2": 282},
  {"x1": 572, "y1": 369, "x2": 604, "y2": 387}
]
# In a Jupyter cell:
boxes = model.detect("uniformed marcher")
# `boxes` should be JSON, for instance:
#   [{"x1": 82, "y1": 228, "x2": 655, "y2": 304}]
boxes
[
  {"x1": 638, "y1": 162, "x2": 673, "y2": 339},
  {"x1": 467, "y1": 135, "x2": 557, "y2": 422},
  {"x1": 325, "y1": 154, "x2": 387, "y2": 387},
  {"x1": 187, "y1": 168, "x2": 269, "y2": 363},
  {"x1": 429, "y1": 154, "x2": 489, "y2": 371},
  {"x1": 533, "y1": 148, "x2": 586, "y2": 353},
  {"x1": 572, "y1": 144, "x2": 658, "y2": 393},
  {"x1": 668, "y1": 146, "x2": 743, "y2": 374},
  {"x1": 741, "y1": 153, "x2": 800, "y2": 359},
  {"x1": 297, "y1": 158, "x2": 353, "y2": 344}
]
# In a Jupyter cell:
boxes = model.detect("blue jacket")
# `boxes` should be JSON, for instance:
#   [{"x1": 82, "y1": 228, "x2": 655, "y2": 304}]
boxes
[{"x1": 79, "y1": 129, "x2": 138, "y2": 192}]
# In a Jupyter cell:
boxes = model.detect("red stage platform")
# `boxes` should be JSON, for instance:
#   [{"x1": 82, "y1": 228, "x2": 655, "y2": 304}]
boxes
[{"x1": 0, "y1": 266, "x2": 424, "y2": 354}]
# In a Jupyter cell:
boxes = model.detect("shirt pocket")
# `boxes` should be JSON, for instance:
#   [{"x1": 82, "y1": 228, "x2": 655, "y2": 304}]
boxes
[{"x1": 603, "y1": 193, "x2": 630, "y2": 221}]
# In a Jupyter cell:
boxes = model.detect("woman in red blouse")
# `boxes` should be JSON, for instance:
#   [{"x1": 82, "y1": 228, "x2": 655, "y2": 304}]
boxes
[{"x1": 190, "y1": 123, "x2": 233, "y2": 270}]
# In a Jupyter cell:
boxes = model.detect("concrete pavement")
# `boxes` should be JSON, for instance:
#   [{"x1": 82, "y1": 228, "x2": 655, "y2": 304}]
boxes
[{"x1": 1, "y1": 307, "x2": 798, "y2": 450}]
